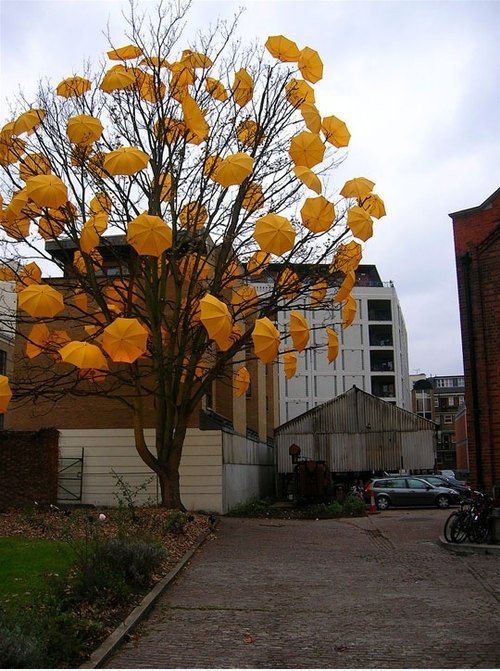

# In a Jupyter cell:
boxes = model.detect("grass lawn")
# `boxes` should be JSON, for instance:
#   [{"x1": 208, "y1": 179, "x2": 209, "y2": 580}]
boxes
[{"x1": 0, "y1": 537, "x2": 75, "y2": 611}]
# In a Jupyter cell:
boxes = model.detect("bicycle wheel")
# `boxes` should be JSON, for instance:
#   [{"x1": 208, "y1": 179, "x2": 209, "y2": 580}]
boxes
[
  {"x1": 450, "y1": 513, "x2": 469, "y2": 543},
  {"x1": 470, "y1": 518, "x2": 490, "y2": 544},
  {"x1": 444, "y1": 512, "x2": 459, "y2": 542}
]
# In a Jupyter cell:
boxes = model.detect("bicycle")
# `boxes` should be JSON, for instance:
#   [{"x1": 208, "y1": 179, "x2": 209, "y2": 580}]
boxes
[
  {"x1": 444, "y1": 498, "x2": 470, "y2": 542},
  {"x1": 445, "y1": 491, "x2": 493, "y2": 544}
]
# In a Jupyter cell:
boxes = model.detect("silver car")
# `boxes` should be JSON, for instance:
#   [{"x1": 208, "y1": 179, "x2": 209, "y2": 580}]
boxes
[{"x1": 364, "y1": 477, "x2": 460, "y2": 510}]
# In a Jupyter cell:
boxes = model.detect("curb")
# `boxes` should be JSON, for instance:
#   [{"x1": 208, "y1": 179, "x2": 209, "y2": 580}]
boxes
[
  {"x1": 80, "y1": 530, "x2": 211, "y2": 669},
  {"x1": 438, "y1": 535, "x2": 500, "y2": 556}
]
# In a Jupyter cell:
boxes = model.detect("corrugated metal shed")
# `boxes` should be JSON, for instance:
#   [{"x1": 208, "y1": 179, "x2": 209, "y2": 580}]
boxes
[{"x1": 275, "y1": 386, "x2": 436, "y2": 473}]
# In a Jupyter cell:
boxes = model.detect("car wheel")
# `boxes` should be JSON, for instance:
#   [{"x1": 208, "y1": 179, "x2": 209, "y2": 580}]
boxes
[
  {"x1": 376, "y1": 495, "x2": 390, "y2": 511},
  {"x1": 436, "y1": 494, "x2": 450, "y2": 509}
]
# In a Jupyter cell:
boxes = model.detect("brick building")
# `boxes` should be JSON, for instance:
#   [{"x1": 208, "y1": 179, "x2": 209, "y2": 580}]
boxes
[{"x1": 449, "y1": 187, "x2": 500, "y2": 495}]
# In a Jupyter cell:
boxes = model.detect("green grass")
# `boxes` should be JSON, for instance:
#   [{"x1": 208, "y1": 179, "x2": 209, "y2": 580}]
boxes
[{"x1": 0, "y1": 537, "x2": 75, "y2": 610}]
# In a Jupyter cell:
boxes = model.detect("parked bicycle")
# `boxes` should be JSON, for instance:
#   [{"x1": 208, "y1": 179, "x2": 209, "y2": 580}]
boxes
[{"x1": 443, "y1": 491, "x2": 493, "y2": 544}]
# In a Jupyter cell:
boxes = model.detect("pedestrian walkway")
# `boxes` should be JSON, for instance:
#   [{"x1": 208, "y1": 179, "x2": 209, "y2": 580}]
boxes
[{"x1": 106, "y1": 510, "x2": 500, "y2": 668}]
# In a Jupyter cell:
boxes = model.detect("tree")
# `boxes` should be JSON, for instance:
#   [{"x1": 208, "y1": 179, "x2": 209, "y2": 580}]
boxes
[{"x1": 0, "y1": 1, "x2": 385, "y2": 508}]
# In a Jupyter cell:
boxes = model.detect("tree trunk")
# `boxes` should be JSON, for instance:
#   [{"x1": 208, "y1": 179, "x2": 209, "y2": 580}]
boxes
[{"x1": 158, "y1": 465, "x2": 184, "y2": 510}]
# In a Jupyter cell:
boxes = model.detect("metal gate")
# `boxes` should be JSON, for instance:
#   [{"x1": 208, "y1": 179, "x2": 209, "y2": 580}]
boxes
[{"x1": 58, "y1": 449, "x2": 83, "y2": 502}]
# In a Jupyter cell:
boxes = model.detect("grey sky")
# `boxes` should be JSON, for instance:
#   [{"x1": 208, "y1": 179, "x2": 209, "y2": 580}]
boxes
[{"x1": 1, "y1": 0, "x2": 499, "y2": 376}]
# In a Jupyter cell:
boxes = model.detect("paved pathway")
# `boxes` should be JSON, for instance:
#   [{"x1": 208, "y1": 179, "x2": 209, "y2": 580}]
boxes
[{"x1": 106, "y1": 509, "x2": 500, "y2": 668}]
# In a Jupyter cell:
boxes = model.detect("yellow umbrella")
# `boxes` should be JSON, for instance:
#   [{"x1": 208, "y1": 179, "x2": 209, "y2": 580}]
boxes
[
  {"x1": 26, "y1": 323, "x2": 50, "y2": 359},
  {"x1": 333, "y1": 270, "x2": 356, "y2": 304},
  {"x1": 290, "y1": 310, "x2": 309, "y2": 352},
  {"x1": 301, "y1": 103, "x2": 322, "y2": 133},
  {"x1": 182, "y1": 94, "x2": 209, "y2": 144},
  {"x1": 342, "y1": 295, "x2": 357, "y2": 328},
  {"x1": 169, "y1": 60, "x2": 196, "y2": 86},
  {"x1": 331, "y1": 240, "x2": 363, "y2": 274},
  {"x1": 236, "y1": 120, "x2": 264, "y2": 146},
  {"x1": 0, "y1": 265, "x2": 16, "y2": 280},
  {"x1": 347, "y1": 205, "x2": 373, "y2": 241},
  {"x1": 157, "y1": 173, "x2": 172, "y2": 202},
  {"x1": 67, "y1": 115, "x2": 103, "y2": 146},
  {"x1": 265, "y1": 35, "x2": 300, "y2": 62},
  {"x1": 285, "y1": 79, "x2": 315, "y2": 107},
  {"x1": 5, "y1": 188, "x2": 29, "y2": 216},
  {"x1": 222, "y1": 260, "x2": 243, "y2": 289},
  {"x1": 18, "y1": 261, "x2": 42, "y2": 287},
  {"x1": 289, "y1": 131, "x2": 325, "y2": 168},
  {"x1": 103, "y1": 147, "x2": 150, "y2": 176},
  {"x1": 205, "y1": 77, "x2": 228, "y2": 101},
  {"x1": 277, "y1": 267, "x2": 300, "y2": 300},
  {"x1": 19, "y1": 152, "x2": 51, "y2": 182},
  {"x1": 242, "y1": 182, "x2": 265, "y2": 211},
  {"x1": 71, "y1": 290, "x2": 88, "y2": 312},
  {"x1": 283, "y1": 350, "x2": 298, "y2": 379},
  {"x1": 203, "y1": 154, "x2": 223, "y2": 180},
  {"x1": 179, "y1": 201, "x2": 208, "y2": 229},
  {"x1": 140, "y1": 56, "x2": 170, "y2": 68},
  {"x1": 108, "y1": 44, "x2": 143, "y2": 60},
  {"x1": 87, "y1": 152, "x2": 106, "y2": 177},
  {"x1": 310, "y1": 279, "x2": 328, "y2": 306},
  {"x1": 90, "y1": 192, "x2": 112, "y2": 215},
  {"x1": 253, "y1": 213, "x2": 295, "y2": 256},
  {"x1": 102, "y1": 317, "x2": 148, "y2": 363},
  {"x1": 1, "y1": 212, "x2": 30, "y2": 240},
  {"x1": 181, "y1": 50, "x2": 213, "y2": 69},
  {"x1": 298, "y1": 46, "x2": 323, "y2": 83},
  {"x1": 300, "y1": 195, "x2": 335, "y2": 233},
  {"x1": 340, "y1": 177, "x2": 375, "y2": 199},
  {"x1": 234, "y1": 366, "x2": 251, "y2": 398},
  {"x1": 56, "y1": 76, "x2": 92, "y2": 97},
  {"x1": 100, "y1": 65, "x2": 136, "y2": 92},
  {"x1": 252, "y1": 317, "x2": 280, "y2": 364},
  {"x1": 0, "y1": 136, "x2": 25, "y2": 166},
  {"x1": 247, "y1": 250, "x2": 270, "y2": 276},
  {"x1": 127, "y1": 213, "x2": 172, "y2": 256},
  {"x1": 231, "y1": 284, "x2": 258, "y2": 317},
  {"x1": 178, "y1": 254, "x2": 210, "y2": 281},
  {"x1": 38, "y1": 211, "x2": 65, "y2": 240},
  {"x1": 322, "y1": 115, "x2": 351, "y2": 148},
  {"x1": 137, "y1": 72, "x2": 166, "y2": 103},
  {"x1": 199, "y1": 293, "x2": 232, "y2": 345},
  {"x1": 18, "y1": 284, "x2": 64, "y2": 318},
  {"x1": 79, "y1": 225, "x2": 100, "y2": 254},
  {"x1": 214, "y1": 153, "x2": 253, "y2": 188},
  {"x1": 326, "y1": 326, "x2": 339, "y2": 363},
  {"x1": 232, "y1": 68, "x2": 253, "y2": 107},
  {"x1": 26, "y1": 175, "x2": 68, "y2": 208},
  {"x1": 73, "y1": 249, "x2": 103, "y2": 273},
  {"x1": 360, "y1": 193, "x2": 386, "y2": 219},
  {"x1": 59, "y1": 341, "x2": 109, "y2": 370},
  {"x1": 0, "y1": 375, "x2": 12, "y2": 413},
  {"x1": 12, "y1": 109, "x2": 46, "y2": 136},
  {"x1": 293, "y1": 166, "x2": 322, "y2": 195}
]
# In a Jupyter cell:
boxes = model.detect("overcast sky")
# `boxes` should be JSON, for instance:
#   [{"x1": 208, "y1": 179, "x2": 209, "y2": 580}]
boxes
[{"x1": 1, "y1": 0, "x2": 499, "y2": 376}]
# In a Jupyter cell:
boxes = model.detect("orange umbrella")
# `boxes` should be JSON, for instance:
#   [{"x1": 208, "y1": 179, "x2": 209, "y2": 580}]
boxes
[
  {"x1": 103, "y1": 147, "x2": 150, "y2": 176},
  {"x1": 182, "y1": 94, "x2": 209, "y2": 144},
  {"x1": 277, "y1": 267, "x2": 300, "y2": 300},
  {"x1": 290, "y1": 310, "x2": 309, "y2": 352},
  {"x1": 127, "y1": 213, "x2": 172, "y2": 256},
  {"x1": 5, "y1": 188, "x2": 29, "y2": 217},
  {"x1": 12, "y1": 109, "x2": 46, "y2": 136},
  {"x1": 1, "y1": 212, "x2": 30, "y2": 240},
  {"x1": 169, "y1": 60, "x2": 196, "y2": 86},
  {"x1": 84, "y1": 212, "x2": 108, "y2": 235},
  {"x1": 285, "y1": 79, "x2": 315, "y2": 107},
  {"x1": 333, "y1": 270, "x2": 356, "y2": 304},
  {"x1": 252, "y1": 317, "x2": 280, "y2": 364},
  {"x1": 0, "y1": 375, "x2": 12, "y2": 413},
  {"x1": 26, "y1": 323, "x2": 50, "y2": 359},
  {"x1": 0, "y1": 265, "x2": 16, "y2": 281},
  {"x1": 205, "y1": 77, "x2": 228, "y2": 101},
  {"x1": 179, "y1": 201, "x2": 207, "y2": 229},
  {"x1": 340, "y1": 177, "x2": 375, "y2": 199},
  {"x1": 222, "y1": 260, "x2": 243, "y2": 289},
  {"x1": 214, "y1": 153, "x2": 253, "y2": 188},
  {"x1": 79, "y1": 225, "x2": 100, "y2": 254},
  {"x1": 67, "y1": 115, "x2": 103, "y2": 146},
  {"x1": 56, "y1": 76, "x2": 91, "y2": 97},
  {"x1": 236, "y1": 120, "x2": 264, "y2": 146},
  {"x1": 265, "y1": 35, "x2": 300, "y2": 62},
  {"x1": 253, "y1": 213, "x2": 295, "y2": 256},
  {"x1": 326, "y1": 326, "x2": 339, "y2": 363},
  {"x1": 137, "y1": 72, "x2": 166, "y2": 103},
  {"x1": 298, "y1": 46, "x2": 323, "y2": 83},
  {"x1": 100, "y1": 65, "x2": 136, "y2": 92},
  {"x1": 247, "y1": 250, "x2": 270, "y2": 276},
  {"x1": 157, "y1": 173, "x2": 172, "y2": 202},
  {"x1": 25, "y1": 175, "x2": 68, "y2": 208},
  {"x1": 181, "y1": 50, "x2": 213, "y2": 69},
  {"x1": 283, "y1": 350, "x2": 298, "y2": 379},
  {"x1": 342, "y1": 295, "x2": 357, "y2": 328},
  {"x1": 242, "y1": 182, "x2": 265, "y2": 211},
  {"x1": 140, "y1": 55, "x2": 170, "y2": 68},
  {"x1": 301, "y1": 103, "x2": 322, "y2": 133},
  {"x1": 108, "y1": 44, "x2": 143, "y2": 60},
  {"x1": 102, "y1": 317, "x2": 148, "y2": 363},
  {"x1": 289, "y1": 131, "x2": 325, "y2": 168},
  {"x1": 0, "y1": 136, "x2": 25, "y2": 166},
  {"x1": 199, "y1": 293, "x2": 232, "y2": 346},
  {"x1": 71, "y1": 290, "x2": 88, "y2": 312},
  {"x1": 310, "y1": 279, "x2": 328, "y2": 306},
  {"x1": 331, "y1": 240, "x2": 362, "y2": 273},
  {"x1": 301, "y1": 195, "x2": 335, "y2": 233},
  {"x1": 178, "y1": 254, "x2": 211, "y2": 281},
  {"x1": 73, "y1": 249, "x2": 103, "y2": 273},
  {"x1": 232, "y1": 68, "x2": 253, "y2": 107},
  {"x1": 234, "y1": 366, "x2": 251, "y2": 397},
  {"x1": 231, "y1": 284, "x2": 258, "y2": 317},
  {"x1": 18, "y1": 284, "x2": 64, "y2": 318},
  {"x1": 322, "y1": 115, "x2": 351, "y2": 148},
  {"x1": 89, "y1": 192, "x2": 112, "y2": 215},
  {"x1": 59, "y1": 341, "x2": 109, "y2": 370},
  {"x1": 19, "y1": 152, "x2": 51, "y2": 182},
  {"x1": 360, "y1": 193, "x2": 386, "y2": 219},
  {"x1": 18, "y1": 261, "x2": 42, "y2": 287},
  {"x1": 347, "y1": 206, "x2": 373, "y2": 241},
  {"x1": 293, "y1": 166, "x2": 322, "y2": 194}
]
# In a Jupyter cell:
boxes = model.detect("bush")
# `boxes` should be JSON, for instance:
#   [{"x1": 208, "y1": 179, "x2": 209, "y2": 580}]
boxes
[
  {"x1": 227, "y1": 499, "x2": 272, "y2": 517},
  {"x1": 164, "y1": 510, "x2": 191, "y2": 534},
  {"x1": 342, "y1": 494, "x2": 366, "y2": 516},
  {"x1": 0, "y1": 608, "x2": 45, "y2": 669},
  {"x1": 99, "y1": 537, "x2": 167, "y2": 588},
  {"x1": 327, "y1": 500, "x2": 343, "y2": 516}
]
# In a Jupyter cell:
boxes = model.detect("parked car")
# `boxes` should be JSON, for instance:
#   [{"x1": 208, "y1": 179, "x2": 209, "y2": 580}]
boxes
[
  {"x1": 439, "y1": 469, "x2": 457, "y2": 479},
  {"x1": 363, "y1": 477, "x2": 460, "y2": 510},
  {"x1": 418, "y1": 474, "x2": 472, "y2": 498}
]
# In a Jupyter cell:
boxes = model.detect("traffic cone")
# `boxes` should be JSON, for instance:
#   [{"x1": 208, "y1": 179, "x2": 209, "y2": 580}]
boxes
[{"x1": 369, "y1": 492, "x2": 378, "y2": 514}]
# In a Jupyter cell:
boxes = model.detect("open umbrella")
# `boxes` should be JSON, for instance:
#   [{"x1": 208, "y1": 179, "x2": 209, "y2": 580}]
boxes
[
  {"x1": 293, "y1": 166, "x2": 322, "y2": 194},
  {"x1": 237, "y1": 120, "x2": 264, "y2": 147},
  {"x1": 79, "y1": 225, "x2": 100, "y2": 254},
  {"x1": 127, "y1": 213, "x2": 172, "y2": 256},
  {"x1": 179, "y1": 201, "x2": 208, "y2": 229},
  {"x1": 71, "y1": 290, "x2": 88, "y2": 312},
  {"x1": 5, "y1": 188, "x2": 29, "y2": 217},
  {"x1": 0, "y1": 136, "x2": 25, "y2": 166},
  {"x1": 242, "y1": 182, "x2": 265, "y2": 211},
  {"x1": 300, "y1": 195, "x2": 335, "y2": 233},
  {"x1": 298, "y1": 46, "x2": 323, "y2": 83},
  {"x1": 56, "y1": 76, "x2": 91, "y2": 98},
  {"x1": 0, "y1": 375, "x2": 12, "y2": 413},
  {"x1": 290, "y1": 310, "x2": 309, "y2": 352},
  {"x1": 326, "y1": 327, "x2": 339, "y2": 363},
  {"x1": 322, "y1": 115, "x2": 351, "y2": 148},
  {"x1": 90, "y1": 192, "x2": 112, "y2": 215},
  {"x1": 103, "y1": 147, "x2": 150, "y2": 176},
  {"x1": 289, "y1": 131, "x2": 325, "y2": 168},
  {"x1": 25, "y1": 175, "x2": 68, "y2": 209},
  {"x1": 12, "y1": 109, "x2": 46, "y2": 136},
  {"x1": 234, "y1": 366, "x2": 251, "y2": 398},
  {"x1": 38, "y1": 213, "x2": 64, "y2": 240},
  {"x1": 169, "y1": 60, "x2": 196, "y2": 87},
  {"x1": 277, "y1": 267, "x2": 300, "y2": 300},
  {"x1": 205, "y1": 77, "x2": 228, "y2": 102},
  {"x1": 181, "y1": 50, "x2": 213, "y2": 69},
  {"x1": 331, "y1": 240, "x2": 363, "y2": 274},
  {"x1": 19, "y1": 152, "x2": 51, "y2": 182},
  {"x1": 99, "y1": 65, "x2": 136, "y2": 92},
  {"x1": 18, "y1": 261, "x2": 42, "y2": 287},
  {"x1": 137, "y1": 72, "x2": 166, "y2": 103},
  {"x1": 252, "y1": 317, "x2": 280, "y2": 364},
  {"x1": 157, "y1": 173, "x2": 172, "y2": 202},
  {"x1": 310, "y1": 279, "x2": 328, "y2": 306},
  {"x1": 231, "y1": 284, "x2": 258, "y2": 317},
  {"x1": 102, "y1": 317, "x2": 148, "y2": 363},
  {"x1": 232, "y1": 68, "x2": 253, "y2": 107},
  {"x1": 107, "y1": 44, "x2": 143, "y2": 60},
  {"x1": 1, "y1": 212, "x2": 30, "y2": 240},
  {"x1": 333, "y1": 270, "x2": 356, "y2": 304},
  {"x1": 300, "y1": 103, "x2": 322, "y2": 133},
  {"x1": 59, "y1": 341, "x2": 109, "y2": 370},
  {"x1": 283, "y1": 351, "x2": 298, "y2": 379},
  {"x1": 285, "y1": 79, "x2": 315, "y2": 107},
  {"x1": 342, "y1": 295, "x2": 357, "y2": 329},
  {"x1": 182, "y1": 94, "x2": 209, "y2": 144},
  {"x1": 18, "y1": 284, "x2": 64, "y2": 318},
  {"x1": 178, "y1": 254, "x2": 211, "y2": 281},
  {"x1": 140, "y1": 55, "x2": 170, "y2": 68},
  {"x1": 247, "y1": 250, "x2": 270, "y2": 276},
  {"x1": 67, "y1": 115, "x2": 103, "y2": 146},
  {"x1": 199, "y1": 293, "x2": 232, "y2": 346},
  {"x1": 340, "y1": 177, "x2": 375, "y2": 200},
  {"x1": 253, "y1": 213, "x2": 295, "y2": 256},
  {"x1": 265, "y1": 35, "x2": 300, "y2": 62},
  {"x1": 221, "y1": 260, "x2": 243, "y2": 289},
  {"x1": 347, "y1": 206, "x2": 373, "y2": 241},
  {"x1": 26, "y1": 323, "x2": 50, "y2": 359},
  {"x1": 73, "y1": 249, "x2": 103, "y2": 273},
  {"x1": 214, "y1": 153, "x2": 253, "y2": 188},
  {"x1": 360, "y1": 193, "x2": 386, "y2": 219}
]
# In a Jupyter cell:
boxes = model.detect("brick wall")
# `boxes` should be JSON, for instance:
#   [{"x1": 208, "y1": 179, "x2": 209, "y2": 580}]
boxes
[{"x1": 0, "y1": 428, "x2": 59, "y2": 509}]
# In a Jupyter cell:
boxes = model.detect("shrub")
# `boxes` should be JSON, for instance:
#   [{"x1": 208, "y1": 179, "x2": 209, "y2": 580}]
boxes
[
  {"x1": 327, "y1": 500, "x2": 343, "y2": 516},
  {"x1": 99, "y1": 537, "x2": 167, "y2": 588},
  {"x1": 164, "y1": 510, "x2": 191, "y2": 534},
  {"x1": 342, "y1": 494, "x2": 366, "y2": 516},
  {"x1": 0, "y1": 608, "x2": 45, "y2": 669},
  {"x1": 227, "y1": 499, "x2": 271, "y2": 517}
]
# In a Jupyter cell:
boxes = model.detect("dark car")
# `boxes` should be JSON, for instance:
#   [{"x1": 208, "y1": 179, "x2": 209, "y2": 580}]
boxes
[
  {"x1": 364, "y1": 477, "x2": 460, "y2": 510},
  {"x1": 418, "y1": 474, "x2": 472, "y2": 498}
]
